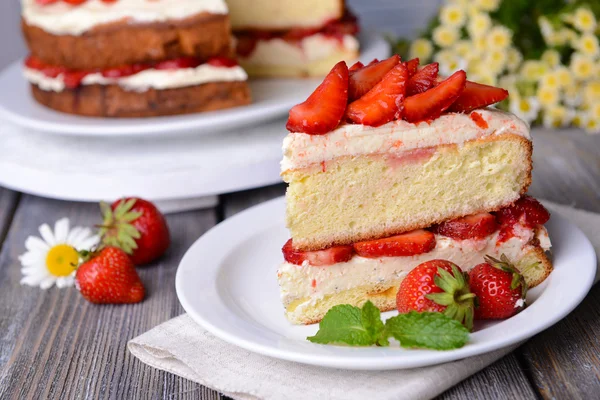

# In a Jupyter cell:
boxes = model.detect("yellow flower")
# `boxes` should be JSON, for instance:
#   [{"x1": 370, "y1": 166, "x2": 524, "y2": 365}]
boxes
[
  {"x1": 440, "y1": 4, "x2": 467, "y2": 28},
  {"x1": 541, "y1": 49, "x2": 561, "y2": 68},
  {"x1": 583, "y1": 116, "x2": 600, "y2": 134},
  {"x1": 474, "y1": 0, "x2": 500, "y2": 12},
  {"x1": 572, "y1": 112, "x2": 585, "y2": 127},
  {"x1": 572, "y1": 33, "x2": 600, "y2": 58},
  {"x1": 537, "y1": 85, "x2": 560, "y2": 108},
  {"x1": 432, "y1": 25, "x2": 460, "y2": 48},
  {"x1": 540, "y1": 72, "x2": 560, "y2": 90},
  {"x1": 542, "y1": 105, "x2": 574, "y2": 128},
  {"x1": 554, "y1": 66, "x2": 574, "y2": 88},
  {"x1": 572, "y1": 7, "x2": 597, "y2": 33},
  {"x1": 521, "y1": 60, "x2": 547, "y2": 81},
  {"x1": 409, "y1": 38, "x2": 434, "y2": 62},
  {"x1": 509, "y1": 95, "x2": 540, "y2": 123},
  {"x1": 467, "y1": 12, "x2": 492, "y2": 38},
  {"x1": 506, "y1": 47, "x2": 523, "y2": 72},
  {"x1": 583, "y1": 81, "x2": 600, "y2": 106},
  {"x1": 487, "y1": 26, "x2": 512, "y2": 50},
  {"x1": 484, "y1": 49, "x2": 507, "y2": 74},
  {"x1": 570, "y1": 53, "x2": 595, "y2": 80}
]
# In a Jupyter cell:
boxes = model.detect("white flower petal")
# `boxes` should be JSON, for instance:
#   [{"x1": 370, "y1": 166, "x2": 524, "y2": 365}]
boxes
[
  {"x1": 39, "y1": 223, "x2": 56, "y2": 246},
  {"x1": 25, "y1": 236, "x2": 50, "y2": 252},
  {"x1": 39, "y1": 276, "x2": 57, "y2": 290},
  {"x1": 19, "y1": 251, "x2": 45, "y2": 266},
  {"x1": 20, "y1": 273, "x2": 47, "y2": 286},
  {"x1": 54, "y1": 218, "x2": 70, "y2": 243},
  {"x1": 56, "y1": 276, "x2": 75, "y2": 288},
  {"x1": 71, "y1": 227, "x2": 94, "y2": 248},
  {"x1": 79, "y1": 235, "x2": 100, "y2": 251},
  {"x1": 66, "y1": 227, "x2": 83, "y2": 244}
]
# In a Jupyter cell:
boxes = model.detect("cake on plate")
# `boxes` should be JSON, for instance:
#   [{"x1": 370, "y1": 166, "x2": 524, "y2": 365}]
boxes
[
  {"x1": 278, "y1": 57, "x2": 552, "y2": 325},
  {"x1": 20, "y1": 0, "x2": 251, "y2": 117},
  {"x1": 226, "y1": 0, "x2": 360, "y2": 77}
]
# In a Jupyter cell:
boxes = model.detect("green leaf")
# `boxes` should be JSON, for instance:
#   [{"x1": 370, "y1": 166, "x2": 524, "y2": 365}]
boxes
[
  {"x1": 307, "y1": 304, "x2": 377, "y2": 346},
  {"x1": 385, "y1": 311, "x2": 469, "y2": 350},
  {"x1": 361, "y1": 301, "x2": 388, "y2": 347}
]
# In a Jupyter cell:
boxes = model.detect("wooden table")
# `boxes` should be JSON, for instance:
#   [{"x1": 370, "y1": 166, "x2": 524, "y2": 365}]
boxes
[{"x1": 0, "y1": 128, "x2": 598, "y2": 399}]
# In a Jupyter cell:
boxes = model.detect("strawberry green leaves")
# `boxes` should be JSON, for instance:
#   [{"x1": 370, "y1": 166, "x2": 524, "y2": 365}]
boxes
[{"x1": 307, "y1": 301, "x2": 469, "y2": 350}]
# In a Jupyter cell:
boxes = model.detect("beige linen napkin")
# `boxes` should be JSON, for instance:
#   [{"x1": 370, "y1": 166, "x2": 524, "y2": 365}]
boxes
[{"x1": 128, "y1": 201, "x2": 600, "y2": 400}]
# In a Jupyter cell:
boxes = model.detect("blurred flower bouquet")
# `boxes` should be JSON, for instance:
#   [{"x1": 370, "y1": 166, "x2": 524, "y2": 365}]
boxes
[{"x1": 392, "y1": 0, "x2": 600, "y2": 133}]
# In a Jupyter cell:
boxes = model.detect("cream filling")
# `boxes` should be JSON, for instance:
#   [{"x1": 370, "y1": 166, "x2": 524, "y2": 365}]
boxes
[
  {"x1": 281, "y1": 109, "x2": 530, "y2": 172},
  {"x1": 277, "y1": 226, "x2": 550, "y2": 308},
  {"x1": 23, "y1": 64, "x2": 247, "y2": 93},
  {"x1": 238, "y1": 34, "x2": 358, "y2": 66},
  {"x1": 21, "y1": 0, "x2": 228, "y2": 36}
]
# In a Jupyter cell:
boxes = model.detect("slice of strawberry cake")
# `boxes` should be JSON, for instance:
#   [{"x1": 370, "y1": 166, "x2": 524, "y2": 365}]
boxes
[
  {"x1": 21, "y1": 0, "x2": 251, "y2": 117},
  {"x1": 278, "y1": 57, "x2": 552, "y2": 325},
  {"x1": 228, "y1": 0, "x2": 360, "y2": 77}
]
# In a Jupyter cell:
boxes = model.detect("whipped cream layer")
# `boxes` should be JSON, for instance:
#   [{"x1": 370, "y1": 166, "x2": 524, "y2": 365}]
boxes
[
  {"x1": 281, "y1": 109, "x2": 530, "y2": 172},
  {"x1": 21, "y1": 0, "x2": 228, "y2": 36},
  {"x1": 239, "y1": 34, "x2": 358, "y2": 66},
  {"x1": 24, "y1": 64, "x2": 247, "y2": 93},
  {"x1": 278, "y1": 226, "x2": 550, "y2": 308}
]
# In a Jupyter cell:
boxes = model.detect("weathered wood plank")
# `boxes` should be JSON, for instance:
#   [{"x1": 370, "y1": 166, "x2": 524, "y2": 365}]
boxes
[
  {"x1": 517, "y1": 128, "x2": 600, "y2": 400},
  {"x1": 0, "y1": 195, "x2": 221, "y2": 399},
  {"x1": 0, "y1": 188, "x2": 19, "y2": 247}
]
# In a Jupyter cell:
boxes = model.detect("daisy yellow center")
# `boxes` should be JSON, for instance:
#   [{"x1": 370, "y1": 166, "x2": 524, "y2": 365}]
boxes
[{"x1": 46, "y1": 244, "x2": 78, "y2": 277}]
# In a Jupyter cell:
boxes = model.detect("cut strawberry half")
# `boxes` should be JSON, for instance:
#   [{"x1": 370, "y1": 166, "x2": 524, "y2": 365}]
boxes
[
  {"x1": 448, "y1": 80, "x2": 509, "y2": 113},
  {"x1": 207, "y1": 57, "x2": 238, "y2": 68},
  {"x1": 286, "y1": 61, "x2": 349, "y2": 135},
  {"x1": 353, "y1": 229, "x2": 436, "y2": 258},
  {"x1": 155, "y1": 57, "x2": 201, "y2": 70},
  {"x1": 404, "y1": 58, "x2": 420, "y2": 78},
  {"x1": 282, "y1": 239, "x2": 354, "y2": 266},
  {"x1": 348, "y1": 55, "x2": 401, "y2": 101},
  {"x1": 349, "y1": 61, "x2": 364, "y2": 72},
  {"x1": 496, "y1": 195, "x2": 550, "y2": 228},
  {"x1": 403, "y1": 70, "x2": 466, "y2": 123},
  {"x1": 63, "y1": 71, "x2": 89, "y2": 88},
  {"x1": 432, "y1": 212, "x2": 498, "y2": 240},
  {"x1": 406, "y1": 62, "x2": 439, "y2": 96},
  {"x1": 346, "y1": 62, "x2": 408, "y2": 126}
]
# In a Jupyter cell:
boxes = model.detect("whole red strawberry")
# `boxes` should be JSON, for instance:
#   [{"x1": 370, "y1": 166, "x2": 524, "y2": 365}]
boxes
[
  {"x1": 469, "y1": 254, "x2": 527, "y2": 319},
  {"x1": 99, "y1": 198, "x2": 170, "y2": 265},
  {"x1": 76, "y1": 247, "x2": 145, "y2": 304},
  {"x1": 397, "y1": 259, "x2": 476, "y2": 330}
]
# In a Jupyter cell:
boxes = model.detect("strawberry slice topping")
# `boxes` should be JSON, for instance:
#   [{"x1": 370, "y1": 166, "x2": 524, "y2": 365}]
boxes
[
  {"x1": 346, "y1": 62, "x2": 408, "y2": 126},
  {"x1": 353, "y1": 229, "x2": 436, "y2": 258},
  {"x1": 286, "y1": 61, "x2": 349, "y2": 134},
  {"x1": 432, "y1": 212, "x2": 498, "y2": 240},
  {"x1": 403, "y1": 70, "x2": 466, "y2": 123},
  {"x1": 349, "y1": 61, "x2": 364, "y2": 72},
  {"x1": 404, "y1": 58, "x2": 420, "y2": 78},
  {"x1": 207, "y1": 57, "x2": 238, "y2": 68},
  {"x1": 102, "y1": 65, "x2": 136, "y2": 78},
  {"x1": 155, "y1": 57, "x2": 202, "y2": 70},
  {"x1": 348, "y1": 55, "x2": 401, "y2": 101},
  {"x1": 406, "y1": 62, "x2": 439, "y2": 96},
  {"x1": 282, "y1": 239, "x2": 354, "y2": 266},
  {"x1": 496, "y1": 195, "x2": 550, "y2": 243},
  {"x1": 63, "y1": 0, "x2": 86, "y2": 4},
  {"x1": 448, "y1": 80, "x2": 509, "y2": 113},
  {"x1": 63, "y1": 71, "x2": 89, "y2": 89}
]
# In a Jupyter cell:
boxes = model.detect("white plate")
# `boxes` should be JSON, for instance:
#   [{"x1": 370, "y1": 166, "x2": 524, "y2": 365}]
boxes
[
  {"x1": 176, "y1": 197, "x2": 597, "y2": 370},
  {"x1": 0, "y1": 32, "x2": 389, "y2": 138}
]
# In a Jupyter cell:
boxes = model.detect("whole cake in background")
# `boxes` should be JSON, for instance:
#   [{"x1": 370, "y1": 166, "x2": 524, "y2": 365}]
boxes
[
  {"x1": 226, "y1": 0, "x2": 360, "y2": 77},
  {"x1": 20, "y1": 0, "x2": 251, "y2": 117},
  {"x1": 278, "y1": 57, "x2": 552, "y2": 325}
]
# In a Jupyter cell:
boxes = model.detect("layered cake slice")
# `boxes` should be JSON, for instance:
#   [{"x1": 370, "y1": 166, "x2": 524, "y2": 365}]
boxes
[
  {"x1": 21, "y1": 0, "x2": 250, "y2": 117},
  {"x1": 226, "y1": 0, "x2": 359, "y2": 77},
  {"x1": 278, "y1": 57, "x2": 552, "y2": 325}
]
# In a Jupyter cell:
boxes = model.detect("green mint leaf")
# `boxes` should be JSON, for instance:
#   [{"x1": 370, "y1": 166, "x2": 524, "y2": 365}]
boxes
[
  {"x1": 385, "y1": 311, "x2": 469, "y2": 350},
  {"x1": 361, "y1": 301, "x2": 389, "y2": 347},
  {"x1": 307, "y1": 304, "x2": 376, "y2": 346}
]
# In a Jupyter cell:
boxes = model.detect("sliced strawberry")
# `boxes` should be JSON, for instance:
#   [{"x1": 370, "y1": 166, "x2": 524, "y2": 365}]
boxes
[
  {"x1": 353, "y1": 229, "x2": 436, "y2": 258},
  {"x1": 349, "y1": 61, "x2": 364, "y2": 72},
  {"x1": 63, "y1": 71, "x2": 89, "y2": 88},
  {"x1": 286, "y1": 61, "x2": 349, "y2": 134},
  {"x1": 102, "y1": 65, "x2": 135, "y2": 78},
  {"x1": 496, "y1": 195, "x2": 550, "y2": 228},
  {"x1": 448, "y1": 80, "x2": 509, "y2": 113},
  {"x1": 207, "y1": 57, "x2": 238, "y2": 68},
  {"x1": 282, "y1": 239, "x2": 354, "y2": 266},
  {"x1": 236, "y1": 36, "x2": 258, "y2": 57},
  {"x1": 404, "y1": 58, "x2": 420, "y2": 78},
  {"x1": 155, "y1": 57, "x2": 201, "y2": 70},
  {"x1": 348, "y1": 55, "x2": 401, "y2": 101},
  {"x1": 36, "y1": 0, "x2": 59, "y2": 4},
  {"x1": 24, "y1": 55, "x2": 45, "y2": 70},
  {"x1": 403, "y1": 70, "x2": 466, "y2": 123},
  {"x1": 63, "y1": 0, "x2": 86, "y2": 4},
  {"x1": 367, "y1": 59, "x2": 380, "y2": 66},
  {"x1": 346, "y1": 62, "x2": 408, "y2": 126},
  {"x1": 406, "y1": 62, "x2": 439, "y2": 96},
  {"x1": 432, "y1": 212, "x2": 498, "y2": 240}
]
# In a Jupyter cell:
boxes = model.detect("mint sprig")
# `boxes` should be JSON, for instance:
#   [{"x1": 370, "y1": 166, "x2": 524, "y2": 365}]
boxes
[{"x1": 307, "y1": 301, "x2": 469, "y2": 350}]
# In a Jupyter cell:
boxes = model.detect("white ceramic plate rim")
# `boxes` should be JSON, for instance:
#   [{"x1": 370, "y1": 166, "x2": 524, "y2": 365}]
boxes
[{"x1": 176, "y1": 196, "x2": 596, "y2": 370}]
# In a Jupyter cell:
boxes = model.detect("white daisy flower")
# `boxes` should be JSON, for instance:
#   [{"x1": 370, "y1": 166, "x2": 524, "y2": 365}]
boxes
[
  {"x1": 509, "y1": 96, "x2": 540, "y2": 124},
  {"x1": 571, "y1": 7, "x2": 597, "y2": 33},
  {"x1": 19, "y1": 218, "x2": 99, "y2": 289},
  {"x1": 440, "y1": 5, "x2": 467, "y2": 28}
]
